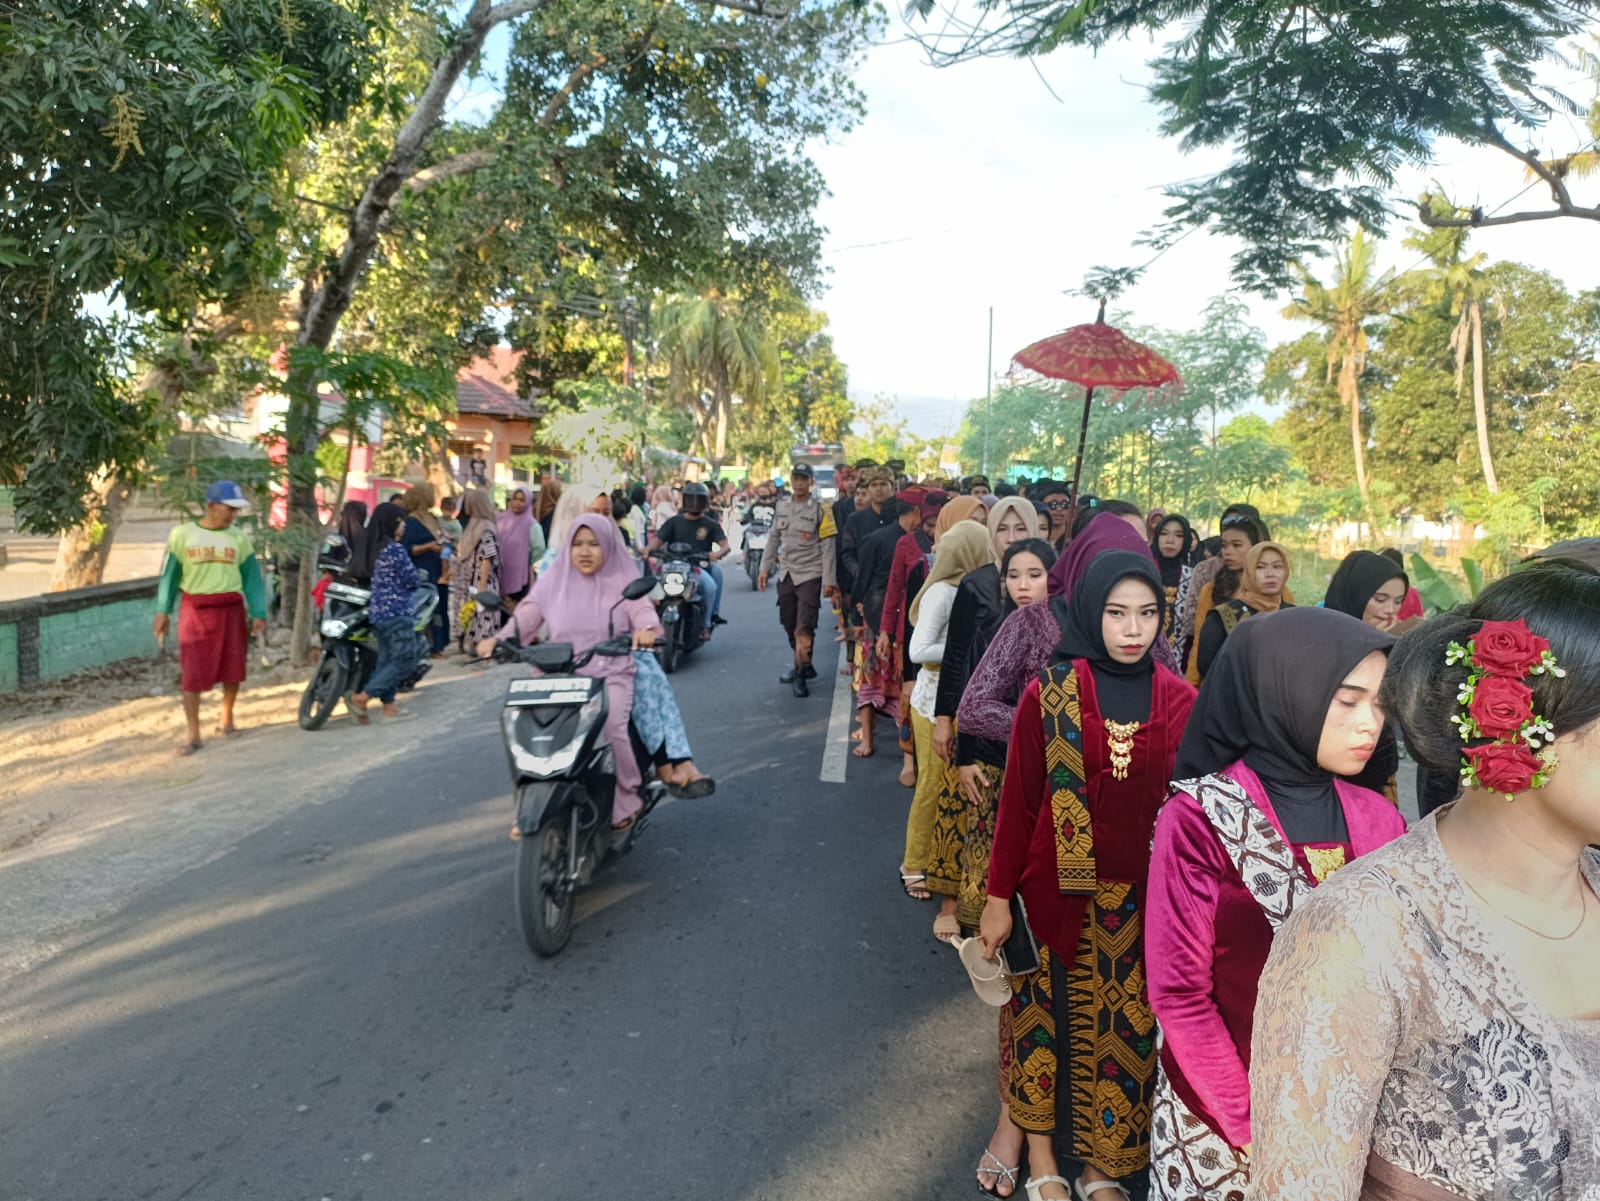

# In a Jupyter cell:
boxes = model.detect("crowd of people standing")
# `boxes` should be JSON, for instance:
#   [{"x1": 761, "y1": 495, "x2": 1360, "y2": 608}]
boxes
[{"x1": 815, "y1": 464, "x2": 1599, "y2": 1201}]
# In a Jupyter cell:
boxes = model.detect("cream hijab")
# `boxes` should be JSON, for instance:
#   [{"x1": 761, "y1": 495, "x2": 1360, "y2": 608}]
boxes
[
  {"x1": 909, "y1": 519, "x2": 994, "y2": 626},
  {"x1": 986, "y1": 496, "x2": 1036, "y2": 561}
]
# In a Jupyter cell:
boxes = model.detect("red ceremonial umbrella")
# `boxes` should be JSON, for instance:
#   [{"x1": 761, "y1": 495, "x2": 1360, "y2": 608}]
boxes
[{"x1": 1011, "y1": 301, "x2": 1182, "y2": 505}]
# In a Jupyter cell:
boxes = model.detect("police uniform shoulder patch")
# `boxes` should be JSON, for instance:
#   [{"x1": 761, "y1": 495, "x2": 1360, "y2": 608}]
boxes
[{"x1": 818, "y1": 507, "x2": 837, "y2": 539}]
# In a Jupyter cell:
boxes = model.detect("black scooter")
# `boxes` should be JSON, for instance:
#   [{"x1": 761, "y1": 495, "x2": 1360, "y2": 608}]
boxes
[
  {"x1": 298, "y1": 554, "x2": 438, "y2": 730},
  {"x1": 478, "y1": 578, "x2": 667, "y2": 957},
  {"x1": 648, "y1": 541, "x2": 710, "y2": 674}
]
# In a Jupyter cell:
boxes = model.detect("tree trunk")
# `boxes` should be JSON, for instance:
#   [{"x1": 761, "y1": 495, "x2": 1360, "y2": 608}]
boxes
[
  {"x1": 712, "y1": 380, "x2": 729, "y2": 477},
  {"x1": 1339, "y1": 350, "x2": 1373, "y2": 524},
  {"x1": 283, "y1": 0, "x2": 549, "y2": 661},
  {"x1": 49, "y1": 471, "x2": 136, "y2": 591},
  {"x1": 426, "y1": 442, "x2": 456, "y2": 500},
  {"x1": 1469, "y1": 300, "x2": 1500, "y2": 495}
]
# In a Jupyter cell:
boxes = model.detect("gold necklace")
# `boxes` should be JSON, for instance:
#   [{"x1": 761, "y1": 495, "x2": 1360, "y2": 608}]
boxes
[
  {"x1": 1461, "y1": 874, "x2": 1590, "y2": 941},
  {"x1": 1103, "y1": 719, "x2": 1141, "y2": 781}
]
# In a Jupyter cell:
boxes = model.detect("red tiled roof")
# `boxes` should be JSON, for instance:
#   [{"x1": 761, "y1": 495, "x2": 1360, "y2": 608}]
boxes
[{"x1": 455, "y1": 347, "x2": 536, "y2": 419}]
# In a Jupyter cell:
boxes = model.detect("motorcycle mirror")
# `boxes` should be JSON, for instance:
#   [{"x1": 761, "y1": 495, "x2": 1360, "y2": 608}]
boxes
[
  {"x1": 622, "y1": 576, "x2": 656, "y2": 601},
  {"x1": 474, "y1": 589, "x2": 502, "y2": 608}
]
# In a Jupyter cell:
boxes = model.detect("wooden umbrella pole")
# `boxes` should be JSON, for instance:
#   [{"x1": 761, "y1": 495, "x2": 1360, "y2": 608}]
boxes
[{"x1": 1069, "y1": 386, "x2": 1094, "y2": 503}]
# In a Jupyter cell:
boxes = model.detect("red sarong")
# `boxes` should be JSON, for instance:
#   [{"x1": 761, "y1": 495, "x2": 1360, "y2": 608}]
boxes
[{"x1": 178, "y1": 592, "x2": 248, "y2": 693}]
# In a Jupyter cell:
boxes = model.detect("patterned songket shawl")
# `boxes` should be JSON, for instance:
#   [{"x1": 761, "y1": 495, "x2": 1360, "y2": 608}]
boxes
[{"x1": 1035, "y1": 661, "x2": 1196, "y2": 928}]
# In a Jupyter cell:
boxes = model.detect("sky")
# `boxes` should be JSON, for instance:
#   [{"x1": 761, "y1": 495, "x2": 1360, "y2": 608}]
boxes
[{"x1": 807, "y1": 20, "x2": 1600, "y2": 441}]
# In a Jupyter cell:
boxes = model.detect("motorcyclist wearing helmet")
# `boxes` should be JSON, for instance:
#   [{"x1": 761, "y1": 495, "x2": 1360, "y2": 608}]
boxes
[{"x1": 645, "y1": 481, "x2": 730, "y2": 639}]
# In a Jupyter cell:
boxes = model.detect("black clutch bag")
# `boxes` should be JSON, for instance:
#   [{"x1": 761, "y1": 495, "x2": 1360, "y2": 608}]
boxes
[{"x1": 1000, "y1": 893, "x2": 1040, "y2": 976}]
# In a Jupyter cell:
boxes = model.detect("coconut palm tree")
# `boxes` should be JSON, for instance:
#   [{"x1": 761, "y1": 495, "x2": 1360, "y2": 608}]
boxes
[
  {"x1": 1405, "y1": 202, "x2": 1500, "y2": 494},
  {"x1": 1283, "y1": 229, "x2": 1391, "y2": 524},
  {"x1": 654, "y1": 293, "x2": 780, "y2": 475}
]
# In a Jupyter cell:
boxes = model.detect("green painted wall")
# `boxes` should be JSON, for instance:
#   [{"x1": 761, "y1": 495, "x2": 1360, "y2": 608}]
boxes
[
  {"x1": 0, "y1": 623, "x2": 16, "y2": 693},
  {"x1": 0, "y1": 577, "x2": 160, "y2": 694},
  {"x1": 35, "y1": 597, "x2": 158, "y2": 682}
]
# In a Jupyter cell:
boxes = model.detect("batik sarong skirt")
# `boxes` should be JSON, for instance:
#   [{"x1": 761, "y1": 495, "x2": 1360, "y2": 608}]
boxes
[
  {"x1": 853, "y1": 635, "x2": 900, "y2": 720},
  {"x1": 1006, "y1": 883, "x2": 1157, "y2": 1186}
]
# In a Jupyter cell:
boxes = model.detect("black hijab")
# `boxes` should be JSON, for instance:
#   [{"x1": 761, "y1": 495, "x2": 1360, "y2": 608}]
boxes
[
  {"x1": 1324, "y1": 550, "x2": 1407, "y2": 620},
  {"x1": 1056, "y1": 550, "x2": 1165, "y2": 723},
  {"x1": 1173, "y1": 607, "x2": 1394, "y2": 842},
  {"x1": 1150, "y1": 514, "x2": 1193, "y2": 588},
  {"x1": 350, "y1": 502, "x2": 407, "y2": 582},
  {"x1": 334, "y1": 500, "x2": 368, "y2": 562}
]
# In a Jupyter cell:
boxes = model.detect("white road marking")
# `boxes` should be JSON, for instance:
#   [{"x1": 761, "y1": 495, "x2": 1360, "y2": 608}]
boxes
[{"x1": 820, "y1": 619, "x2": 853, "y2": 783}]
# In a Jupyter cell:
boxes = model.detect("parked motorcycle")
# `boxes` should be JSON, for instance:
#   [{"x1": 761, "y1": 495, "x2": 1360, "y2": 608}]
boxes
[
  {"x1": 648, "y1": 541, "x2": 709, "y2": 675},
  {"x1": 298, "y1": 558, "x2": 438, "y2": 730},
  {"x1": 740, "y1": 500, "x2": 775, "y2": 587},
  {"x1": 478, "y1": 579, "x2": 667, "y2": 957}
]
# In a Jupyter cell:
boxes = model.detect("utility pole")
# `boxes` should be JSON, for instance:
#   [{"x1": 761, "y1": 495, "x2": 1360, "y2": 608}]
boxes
[{"x1": 983, "y1": 306, "x2": 993, "y2": 477}]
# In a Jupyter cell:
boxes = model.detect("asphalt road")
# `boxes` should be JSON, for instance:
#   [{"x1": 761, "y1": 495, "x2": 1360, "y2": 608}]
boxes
[{"x1": 0, "y1": 577, "x2": 1001, "y2": 1201}]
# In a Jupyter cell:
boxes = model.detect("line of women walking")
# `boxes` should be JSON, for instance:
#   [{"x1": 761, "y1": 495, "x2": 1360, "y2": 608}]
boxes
[{"x1": 871, "y1": 492, "x2": 1599, "y2": 1201}]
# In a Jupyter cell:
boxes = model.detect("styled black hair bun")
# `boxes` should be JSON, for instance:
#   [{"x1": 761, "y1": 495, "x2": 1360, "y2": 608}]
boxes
[{"x1": 1382, "y1": 560, "x2": 1600, "y2": 775}]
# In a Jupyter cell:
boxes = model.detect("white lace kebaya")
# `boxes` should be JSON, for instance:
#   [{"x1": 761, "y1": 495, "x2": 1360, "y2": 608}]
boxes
[{"x1": 1245, "y1": 810, "x2": 1600, "y2": 1200}]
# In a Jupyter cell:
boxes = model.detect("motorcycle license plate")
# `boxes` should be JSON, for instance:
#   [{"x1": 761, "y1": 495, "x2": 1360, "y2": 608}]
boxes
[
  {"x1": 748, "y1": 534, "x2": 768, "y2": 550},
  {"x1": 505, "y1": 677, "x2": 596, "y2": 707}
]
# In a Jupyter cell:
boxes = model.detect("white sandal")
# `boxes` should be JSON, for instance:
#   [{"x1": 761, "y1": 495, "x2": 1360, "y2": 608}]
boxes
[
  {"x1": 1025, "y1": 1176, "x2": 1073, "y2": 1201},
  {"x1": 1073, "y1": 1178, "x2": 1131, "y2": 1201}
]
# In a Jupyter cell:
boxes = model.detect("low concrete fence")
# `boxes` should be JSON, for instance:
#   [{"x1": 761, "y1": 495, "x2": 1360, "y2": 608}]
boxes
[{"x1": 0, "y1": 578, "x2": 159, "y2": 694}]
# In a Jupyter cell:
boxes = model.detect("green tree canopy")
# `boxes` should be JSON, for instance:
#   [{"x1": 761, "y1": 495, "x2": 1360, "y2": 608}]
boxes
[
  {"x1": 907, "y1": 0, "x2": 1600, "y2": 289},
  {"x1": 0, "y1": 0, "x2": 374, "y2": 532}
]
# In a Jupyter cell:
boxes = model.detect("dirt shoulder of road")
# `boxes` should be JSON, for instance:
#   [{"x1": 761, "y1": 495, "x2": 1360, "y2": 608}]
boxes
[{"x1": 0, "y1": 646, "x2": 504, "y2": 982}]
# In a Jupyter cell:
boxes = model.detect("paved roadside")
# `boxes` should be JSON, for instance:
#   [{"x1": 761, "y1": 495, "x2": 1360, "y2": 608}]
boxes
[{"x1": 0, "y1": 653, "x2": 505, "y2": 982}]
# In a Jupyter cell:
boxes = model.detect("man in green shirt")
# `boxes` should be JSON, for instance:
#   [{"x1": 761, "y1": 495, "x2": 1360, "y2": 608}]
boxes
[{"x1": 153, "y1": 480, "x2": 268, "y2": 754}]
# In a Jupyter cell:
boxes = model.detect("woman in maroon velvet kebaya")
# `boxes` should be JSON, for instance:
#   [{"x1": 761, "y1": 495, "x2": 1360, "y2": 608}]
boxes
[
  {"x1": 981, "y1": 552, "x2": 1197, "y2": 1201},
  {"x1": 1144, "y1": 606, "x2": 1406, "y2": 1201}
]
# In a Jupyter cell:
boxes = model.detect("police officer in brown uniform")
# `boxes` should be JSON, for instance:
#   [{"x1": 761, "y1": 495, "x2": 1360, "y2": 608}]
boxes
[{"x1": 757, "y1": 463, "x2": 837, "y2": 697}]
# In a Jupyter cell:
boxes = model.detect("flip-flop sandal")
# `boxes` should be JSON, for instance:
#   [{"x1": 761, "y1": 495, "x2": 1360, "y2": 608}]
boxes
[
  {"x1": 952, "y1": 936, "x2": 1011, "y2": 1005},
  {"x1": 176, "y1": 740, "x2": 202, "y2": 757},
  {"x1": 215, "y1": 725, "x2": 241, "y2": 738},
  {"x1": 933, "y1": 912, "x2": 961, "y2": 943},
  {"x1": 666, "y1": 775, "x2": 716, "y2": 800},
  {"x1": 851, "y1": 744, "x2": 875, "y2": 758},
  {"x1": 898, "y1": 868, "x2": 931, "y2": 900},
  {"x1": 382, "y1": 709, "x2": 417, "y2": 723},
  {"x1": 977, "y1": 1148, "x2": 1023, "y2": 1199}
]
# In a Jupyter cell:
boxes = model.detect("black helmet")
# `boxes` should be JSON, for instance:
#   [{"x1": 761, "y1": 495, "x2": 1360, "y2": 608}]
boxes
[{"x1": 681, "y1": 481, "x2": 710, "y2": 515}]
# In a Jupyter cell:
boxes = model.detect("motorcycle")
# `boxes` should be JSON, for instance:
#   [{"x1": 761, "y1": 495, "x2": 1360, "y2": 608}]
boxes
[
  {"x1": 297, "y1": 555, "x2": 439, "y2": 730},
  {"x1": 648, "y1": 541, "x2": 709, "y2": 675},
  {"x1": 740, "y1": 500, "x2": 775, "y2": 587},
  {"x1": 478, "y1": 579, "x2": 667, "y2": 957}
]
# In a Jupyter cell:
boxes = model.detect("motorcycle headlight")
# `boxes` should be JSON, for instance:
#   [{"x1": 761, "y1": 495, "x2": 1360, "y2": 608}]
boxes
[
  {"x1": 663, "y1": 572, "x2": 686, "y2": 596},
  {"x1": 321, "y1": 616, "x2": 351, "y2": 638},
  {"x1": 499, "y1": 692, "x2": 605, "y2": 778}
]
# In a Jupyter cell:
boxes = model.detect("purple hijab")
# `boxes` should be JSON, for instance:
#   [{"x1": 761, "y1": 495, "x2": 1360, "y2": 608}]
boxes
[
  {"x1": 496, "y1": 488, "x2": 537, "y2": 595},
  {"x1": 1047, "y1": 512, "x2": 1159, "y2": 597},
  {"x1": 525, "y1": 515, "x2": 642, "y2": 651}
]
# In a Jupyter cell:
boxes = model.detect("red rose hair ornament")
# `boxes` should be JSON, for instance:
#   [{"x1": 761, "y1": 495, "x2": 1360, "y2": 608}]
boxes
[{"x1": 1447, "y1": 619, "x2": 1564, "y2": 800}]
